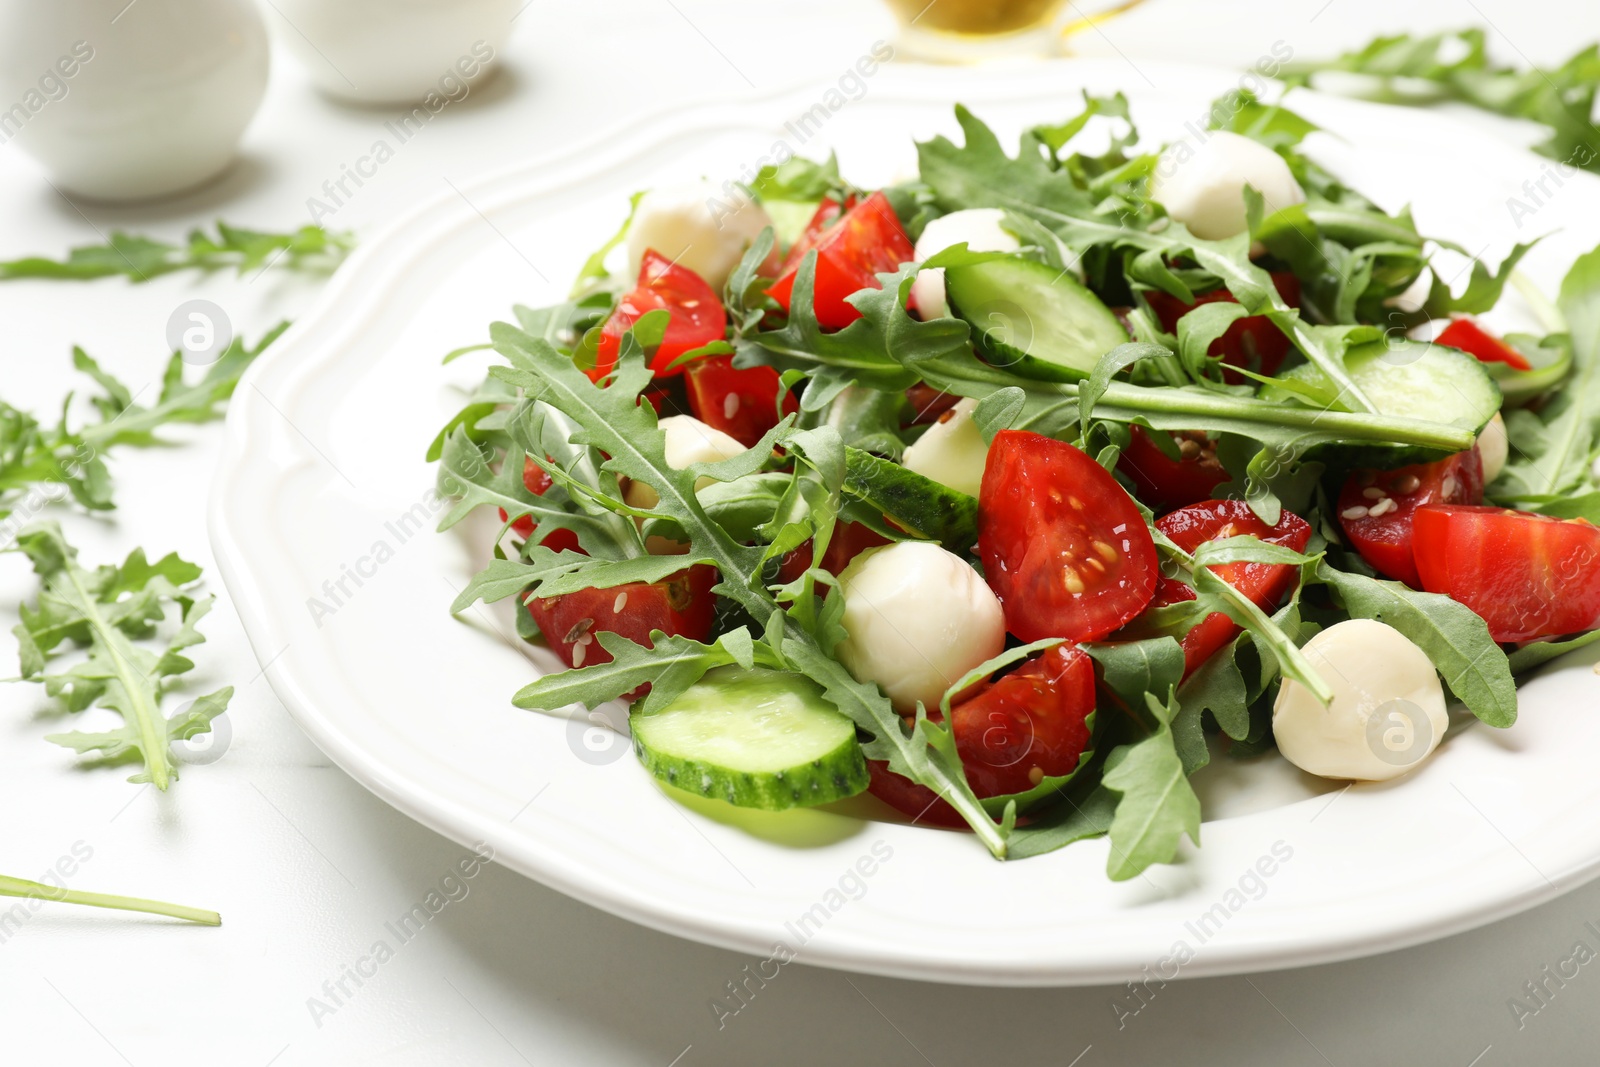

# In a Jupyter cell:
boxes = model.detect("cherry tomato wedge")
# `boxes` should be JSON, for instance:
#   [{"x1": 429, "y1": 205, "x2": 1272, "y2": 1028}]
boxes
[
  {"x1": 766, "y1": 191, "x2": 914, "y2": 330},
  {"x1": 866, "y1": 644, "x2": 1097, "y2": 826},
  {"x1": 1153, "y1": 499, "x2": 1312, "y2": 677},
  {"x1": 1413, "y1": 506, "x2": 1600, "y2": 643},
  {"x1": 978, "y1": 430, "x2": 1159, "y2": 643},
  {"x1": 1117, "y1": 426, "x2": 1228, "y2": 513},
  {"x1": 1338, "y1": 450, "x2": 1483, "y2": 588},
  {"x1": 499, "y1": 456, "x2": 583, "y2": 553},
  {"x1": 522, "y1": 565, "x2": 718, "y2": 676},
  {"x1": 683, "y1": 354, "x2": 798, "y2": 448},
  {"x1": 593, "y1": 251, "x2": 727, "y2": 381},
  {"x1": 777, "y1": 195, "x2": 855, "y2": 277},
  {"x1": 1436, "y1": 317, "x2": 1533, "y2": 372},
  {"x1": 1145, "y1": 270, "x2": 1301, "y2": 380}
]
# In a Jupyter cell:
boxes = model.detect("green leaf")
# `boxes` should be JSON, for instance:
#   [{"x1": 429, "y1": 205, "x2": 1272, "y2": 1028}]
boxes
[
  {"x1": 0, "y1": 223, "x2": 352, "y2": 282},
  {"x1": 11, "y1": 524, "x2": 228, "y2": 789},
  {"x1": 1102, "y1": 691, "x2": 1201, "y2": 881},
  {"x1": 1317, "y1": 562, "x2": 1516, "y2": 727},
  {"x1": 1507, "y1": 630, "x2": 1600, "y2": 674}
]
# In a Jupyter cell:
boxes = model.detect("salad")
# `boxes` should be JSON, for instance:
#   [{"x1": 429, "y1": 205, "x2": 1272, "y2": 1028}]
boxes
[{"x1": 434, "y1": 90, "x2": 1600, "y2": 878}]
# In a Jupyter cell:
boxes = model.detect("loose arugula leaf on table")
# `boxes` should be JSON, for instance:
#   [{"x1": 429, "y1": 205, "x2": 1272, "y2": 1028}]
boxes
[
  {"x1": 0, "y1": 873, "x2": 219, "y2": 925},
  {"x1": 8, "y1": 524, "x2": 231, "y2": 790},
  {"x1": 1281, "y1": 29, "x2": 1600, "y2": 174},
  {"x1": 446, "y1": 320, "x2": 1011, "y2": 856},
  {"x1": 0, "y1": 223, "x2": 353, "y2": 282},
  {"x1": 0, "y1": 324, "x2": 287, "y2": 521}
]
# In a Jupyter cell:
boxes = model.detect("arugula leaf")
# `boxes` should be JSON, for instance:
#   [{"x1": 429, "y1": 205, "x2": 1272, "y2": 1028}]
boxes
[
  {"x1": 514, "y1": 629, "x2": 781, "y2": 717},
  {"x1": 0, "y1": 873, "x2": 219, "y2": 925},
  {"x1": 1283, "y1": 30, "x2": 1600, "y2": 175},
  {"x1": 9, "y1": 524, "x2": 230, "y2": 790},
  {"x1": 1317, "y1": 562, "x2": 1516, "y2": 727},
  {"x1": 1507, "y1": 630, "x2": 1600, "y2": 674},
  {"x1": 0, "y1": 223, "x2": 353, "y2": 282},
  {"x1": 473, "y1": 324, "x2": 1011, "y2": 856},
  {"x1": 0, "y1": 325, "x2": 286, "y2": 521},
  {"x1": 1101, "y1": 690, "x2": 1201, "y2": 881},
  {"x1": 1496, "y1": 245, "x2": 1600, "y2": 501}
]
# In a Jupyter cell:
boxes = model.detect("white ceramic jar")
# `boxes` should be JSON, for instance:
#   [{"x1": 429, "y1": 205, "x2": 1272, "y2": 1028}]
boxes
[
  {"x1": 268, "y1": 0, "x2": 521, "y2": 105},
  {"x1": 0, "y1": 0, "x2": 269, "y2": 201}
]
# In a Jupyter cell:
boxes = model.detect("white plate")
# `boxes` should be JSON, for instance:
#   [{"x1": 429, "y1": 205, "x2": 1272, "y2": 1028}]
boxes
[{"x1": 210, "y1": 59, "x2": 1600, "y2": 986}]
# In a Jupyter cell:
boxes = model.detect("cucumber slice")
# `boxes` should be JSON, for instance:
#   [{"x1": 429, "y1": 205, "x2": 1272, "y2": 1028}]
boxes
[
  {"x1": 1266, "y1": 339, "x2": 1502, "y2": 465},
  {"x1": 944, "y1": 255, "x2": 1128, "y2": 382},
  {"x1": 632, "y1": 666, "x2": 868, "y2": 810}
]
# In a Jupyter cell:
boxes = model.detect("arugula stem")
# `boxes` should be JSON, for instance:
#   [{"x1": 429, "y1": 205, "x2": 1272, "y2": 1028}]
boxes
[
  {"x1": 0, "y1": 875, "x2": 220, "y2": 925},
  {"x1": 56, "y1": 561, "x2": 172, "y2": 791}
]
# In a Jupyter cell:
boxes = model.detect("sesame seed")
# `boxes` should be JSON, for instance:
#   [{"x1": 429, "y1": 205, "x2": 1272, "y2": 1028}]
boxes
[
  {"x1": 1368, "y1": 497, "x2": 1398, "y2": 517},
  {"x1": 1341, "y1": 505, "x2": 1370, "y2": 520},
  {"x1": 723, "y1": 394, "x2": 740, "y2": 420},
  {"x1": 613, "y1": 592, "x2": 628, "y2": 614},
  {"x1": 1442, "y1": 476, "x2": 1458, "y2": 497},
  {"x1": 1362, "y1": 487, "x2": 1385, "y2": 500}
]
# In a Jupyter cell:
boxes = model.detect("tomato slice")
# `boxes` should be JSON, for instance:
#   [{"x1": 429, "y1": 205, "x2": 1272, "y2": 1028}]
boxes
[
  {"x1": 777, "y1": 195, "x2": 855, "y2": 277},
  {"x1": 499, "y1": 456, "x2": 583, "y2": 553},
  {"x1": 866, "y1": 644, "x2": 1097, "y2": 826},
  {"x1": 1153, "y1": 499, "x2": 1312, "y2": 677},
  {"x1": 1414, "y1": 505, "x2": 1600, "y2": 643},
  {"x1": 1436, "y1": 317, "x2": 1533, "y2": 372},
  {"x1": 683, "y1": 354, "x2": 798, "y2": 447},
  {"x1": 1117, "y1": 426, "x2": 1229, "y2": 512},
  {"x1": 522, "y1": 565, "x2": 718, "y2": 674},
  {"x1": 594, "y1": 251, "x2": 727, "y2": 381},
  {"x1": 1145, "y1": 270, "x2": 1301, "y2": 380},
  {"x1": 766, "y1": 191, "x2": 914, "y2": 330},
  {"x1": 1338, "y1": 450, "x2": 1483, "y2": 588},
  {"x1": 978, "y1": 430, "x2": 1159, "y2": 643}
]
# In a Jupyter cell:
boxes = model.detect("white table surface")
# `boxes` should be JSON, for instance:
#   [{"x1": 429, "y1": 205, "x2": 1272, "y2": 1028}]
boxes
[{"x1": 3, "y1": 1, "x2": 1599, "y2": 1063}]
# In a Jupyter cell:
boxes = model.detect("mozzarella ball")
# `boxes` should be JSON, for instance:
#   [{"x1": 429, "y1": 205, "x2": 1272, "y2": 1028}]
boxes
[
  {"x1": 901, "y1": 398, "x2": 989, "y2": 498},
  {"x1": 1478, "y1": 411, "x2": 1509, "y2": 483},
  {"x1": 911, "y1": 209, "x2": 1022, "y2": 320},
  {"x1": 1148, "y1": 130, "x2": 1305, "y2": 241},
  {"x1": 626, "y1": 181, "x2": 774, "y2": 291},
  {"x1": 1273, "y1": 619, "x2": 1448, "y2": 782},
  {"x1": 625, "y1": 415, "x2": 746, "y2": 512},
  {"x1": 835, "y1": 542, "x2": 1006, "y2": 714}
]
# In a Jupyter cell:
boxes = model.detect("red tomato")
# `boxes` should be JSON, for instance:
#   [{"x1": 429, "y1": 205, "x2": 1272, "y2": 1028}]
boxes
[
  {"x1": 1145, "y1": 270, "x2": 1301, "y2": 380},
  {"x1": 866, "y1": 644, "x2": 1097, "y2": 826},
  {"x1": 1338, "y1": 450, "x2": 1483, "y2": 588},
  {"x1": 905, "y1": 383, "x2": 959, "y2": 425},
  {"x1": 978, "y1": 430, "x2": 1159, "y2": 643},
  {"x1": 499, "y1": 456, "x2": 584, "y2": 553},
  {"x1": 522, "y1": 565, "x2": 718, "y2": 674},
  {"x1": 766, "y1": 191, "x2": 914, "y2": 330},
  {"x1": 772, "y1": 521, "x2": 892, "y2": 587},
  {"x1": 777, "y1": 195, "x2": 855, "y2": 277},
  {"x1": 1414, "y1": 506, "x2": 1600, "y2": 643},
  {"x1": 1436, "y1": 317, "x2": 1533, "y2": 372},
  {"x1": 593, "y1": 251, "x2": 727, "y2": 381},
  {"x1": 1117, "y1": 426, "x2": 1229, "y2": 512},
  {"x1": 1153, "y1": 499, "x2": 1312, "y2": 677},
  {"x1": 683, "y1": 354, "x2": 798, "y2": 447}
]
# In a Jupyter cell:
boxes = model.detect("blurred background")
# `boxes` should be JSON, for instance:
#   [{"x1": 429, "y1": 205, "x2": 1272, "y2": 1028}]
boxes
[{"x1": 1, "y1": 1, "x2": 1598, "y2": 1064}]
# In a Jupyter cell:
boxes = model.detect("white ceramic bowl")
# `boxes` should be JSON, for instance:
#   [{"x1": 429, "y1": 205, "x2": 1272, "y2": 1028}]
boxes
[
  {"x1": 268, "y1": 0, "x2": 521, "y2": 105},
  {"x1": 0, "y1": 0, "x2": 268, "y2": 201}
]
